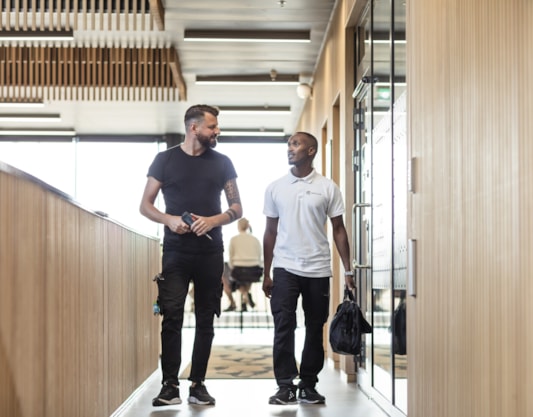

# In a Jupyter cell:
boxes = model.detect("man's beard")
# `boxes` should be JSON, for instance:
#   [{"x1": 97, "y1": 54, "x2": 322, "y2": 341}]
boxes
[{"x1": 198, "y1": 133, "x2": 217, "y2": 149}]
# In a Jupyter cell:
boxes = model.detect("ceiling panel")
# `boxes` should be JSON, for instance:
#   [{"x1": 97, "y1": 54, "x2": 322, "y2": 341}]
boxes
[{"x1": 0, "y1": 0, "x2": 338, "y2": 138}]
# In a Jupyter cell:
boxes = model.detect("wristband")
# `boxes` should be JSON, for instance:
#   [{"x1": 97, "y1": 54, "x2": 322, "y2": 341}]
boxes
[{"x1": 344, "y1": 271, "x2": 354, "y2": 276}]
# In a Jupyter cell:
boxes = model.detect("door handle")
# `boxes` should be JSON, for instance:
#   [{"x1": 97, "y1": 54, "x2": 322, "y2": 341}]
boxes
[{"x1": 352, "y1": 202, "x2": 372, "y2": 270}]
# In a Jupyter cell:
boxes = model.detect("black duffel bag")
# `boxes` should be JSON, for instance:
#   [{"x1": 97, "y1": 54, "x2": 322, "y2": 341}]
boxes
[
  {"x1": 329, "y1": 288, "x2": 372, "y2": 356},
  {"x1": 230, "y1": 265, "x2": 264, "y2": 283}
]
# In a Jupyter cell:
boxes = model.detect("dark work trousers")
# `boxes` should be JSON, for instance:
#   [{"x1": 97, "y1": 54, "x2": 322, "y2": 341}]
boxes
[
  {"x1": 270, "y1": 267, "x2": 330, "y2": 389},
  {"x1": 157, "y1": 251, "x2": 223, "y2": 385}
]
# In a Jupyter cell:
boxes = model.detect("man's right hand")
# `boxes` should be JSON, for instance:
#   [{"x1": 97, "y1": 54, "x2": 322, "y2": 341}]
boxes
[{"x1": 262, "y1": 275, "x2": 273, "y2": 298}]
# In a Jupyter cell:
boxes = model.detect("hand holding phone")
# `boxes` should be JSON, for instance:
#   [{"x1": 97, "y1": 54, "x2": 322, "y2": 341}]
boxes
[{"x1": 181, "y1": 211, "x2": 213, "y2": 240}]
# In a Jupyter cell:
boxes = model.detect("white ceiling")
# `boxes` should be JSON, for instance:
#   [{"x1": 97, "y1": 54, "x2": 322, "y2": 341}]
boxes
[{"x1": 1, "y1": 0, "x2": 338, "y2": 139}]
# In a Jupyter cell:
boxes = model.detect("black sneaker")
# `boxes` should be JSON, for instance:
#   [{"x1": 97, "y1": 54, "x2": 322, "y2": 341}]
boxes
[
  {"x1": 188, "y1": 383, "x2": 216, "y2": 405},
  {"x1": 298, "y1": 386, "x2": 326, "y2": 404},
  {"x1": 268, "y1": 386, "x2": 298, "y2": 405},
  {"x1": 152, "y1": 382, "x2": 181, "y2": 406}
]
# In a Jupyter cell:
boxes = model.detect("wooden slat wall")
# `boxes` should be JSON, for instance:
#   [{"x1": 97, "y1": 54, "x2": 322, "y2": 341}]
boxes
[
  {"x1": 0, "y1": 0, "x2": 155, "y2": 31},
  {"x1": 0, "y1": 45, "x2": 179, "y2": 102},
  {"x1": 407, "y1": 0, "x2": 533, "y2": 416},
  {"x1": 0, "y1": 166, "x2": 161, "y2": 417}
]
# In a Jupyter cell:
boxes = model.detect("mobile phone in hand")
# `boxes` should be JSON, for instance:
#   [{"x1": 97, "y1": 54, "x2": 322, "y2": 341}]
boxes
[
  {"x1": 181, "y1": 211, "x2": 212, "y2": 240},
  {"x1": 181, "y1": 211, "x2": 195, "y2": 227}
]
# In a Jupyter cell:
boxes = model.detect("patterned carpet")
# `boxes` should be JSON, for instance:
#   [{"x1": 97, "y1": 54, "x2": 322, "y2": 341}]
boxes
[{"x1": 180, "y1": 344, "x2": 274, "y2": 379}]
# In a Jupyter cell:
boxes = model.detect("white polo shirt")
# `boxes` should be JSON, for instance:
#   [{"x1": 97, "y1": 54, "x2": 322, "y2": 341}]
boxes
[{"x1": 263, "y1": 169, "x2": 345, "y2": 277}]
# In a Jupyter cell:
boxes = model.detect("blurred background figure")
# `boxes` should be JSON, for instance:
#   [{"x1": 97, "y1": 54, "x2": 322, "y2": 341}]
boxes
[
  {"x1": 221, "y1": 262, "x2": 238, "y2": 311},
  {"x1": 223, "y1": 218, "x2": 263, "y2": 312}
]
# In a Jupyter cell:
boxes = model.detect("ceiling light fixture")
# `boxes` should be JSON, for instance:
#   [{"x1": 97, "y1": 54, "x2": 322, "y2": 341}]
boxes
[
  {"x1": 220, "y1": 129, "x2": 286, "y2": 137},
  {"x1": 196, "y1": 74, "x2": 299, "y2": 85},
  {"x1": 0, "y1": 29, "x2": 74, "y2": 42},
  {"x1": 218, "y1": 106, "x2": 291, "y2": 115},
  {"x1": 0, "y1": 114, "x2": 61, "y2": 123},
  {"x1": 0, "y1": 100, "x2": 45, "y2": 108},
  {"x1": 0, "y1": 128, "x2": 75, "y2": 136},
  {"x1": 184, "y1": 29, "x2": 310, "y2": 43},
  {"x1": 296, "y1": 83, "x2": 313, "y2": 99}
]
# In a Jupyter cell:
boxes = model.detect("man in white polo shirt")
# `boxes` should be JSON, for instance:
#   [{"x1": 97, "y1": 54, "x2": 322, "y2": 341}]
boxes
[{"x1": 262, "y1": 131, "x2": 356, "y2": 405}]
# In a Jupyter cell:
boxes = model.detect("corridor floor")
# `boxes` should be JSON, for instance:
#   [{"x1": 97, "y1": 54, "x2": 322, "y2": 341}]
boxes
[{"x1": 112, "y1": 327, "x2": 387, "y2": 417}]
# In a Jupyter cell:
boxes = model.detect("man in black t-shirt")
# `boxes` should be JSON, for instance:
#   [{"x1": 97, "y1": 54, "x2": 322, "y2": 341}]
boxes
[{"x1": 140, "y1": 104, "x2": 242, "y2": 407}]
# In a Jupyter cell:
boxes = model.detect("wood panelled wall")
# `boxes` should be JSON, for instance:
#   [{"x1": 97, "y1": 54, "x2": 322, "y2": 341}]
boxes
[
  {"x1": 407, "y1": 0, "x2": 533, "y2": 416},
  {"x1": 0, "y1": 164, "x2": 161, "y2": 417},
  {"x1": 296, "y1": 0, "x2": 533, "y2": 414}
]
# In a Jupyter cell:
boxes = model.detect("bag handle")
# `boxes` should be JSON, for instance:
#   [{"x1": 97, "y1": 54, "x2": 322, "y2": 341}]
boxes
[{"x1": 344, "y1": 286, "x2": 356, "y2": 301}]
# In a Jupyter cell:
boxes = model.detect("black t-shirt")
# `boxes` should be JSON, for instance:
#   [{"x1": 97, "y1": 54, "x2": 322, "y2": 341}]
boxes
[{"x1": 147, "y1": 145, "x2": 237, "y2": 253}]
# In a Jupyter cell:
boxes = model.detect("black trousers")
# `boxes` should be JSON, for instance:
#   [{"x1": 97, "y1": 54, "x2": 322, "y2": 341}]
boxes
[
  {"x1": 157, "y1": 251, "x2": 223, "y2": 385},
  {"x1": 270, "y1": 267, "x2": 330, "y2": 388}
]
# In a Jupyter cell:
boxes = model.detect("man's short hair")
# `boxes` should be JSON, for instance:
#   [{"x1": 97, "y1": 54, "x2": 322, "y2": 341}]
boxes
[
  {"x1": 184, "y1": 104, "x2": 219, "y2": 128},
  {"x1": 295, "y1": 131, "x2": 318, "y2": 150}
]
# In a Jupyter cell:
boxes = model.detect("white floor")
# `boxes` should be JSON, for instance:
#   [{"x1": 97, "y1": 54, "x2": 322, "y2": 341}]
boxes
[{"x1": 112, "y1": 327, "x2": 388, "y2": 417}]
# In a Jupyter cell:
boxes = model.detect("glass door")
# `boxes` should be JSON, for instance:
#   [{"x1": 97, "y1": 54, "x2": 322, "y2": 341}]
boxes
[{"x1": 352, "y1": 1, "x2": 408, "y2": 415}]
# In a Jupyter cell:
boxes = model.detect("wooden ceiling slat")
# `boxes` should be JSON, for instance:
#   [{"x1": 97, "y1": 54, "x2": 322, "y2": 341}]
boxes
[
  {"x1": 97, "y1": 47, "x2": 102, "y2": 100},
  {"x1": 148, "y1": 48, "x2": 153, "y2": 100},
  {"x1": 0, "y1": 47, "x2": 4, "y2": 86},
  {"x1": 91, "y1": 46, "x2": 96, "y2": 99},
  {"x1": 103, "y1": 48, "x2": 108, "y2": 100},
  {"x1": 31, "y1": 0, "x2": 36, "y2": 30},
  {"x1": 125, "y1": 49, "x2": 130, "y2": 101},
  {"x1": 22, "y1": 46, "x2": 27, "y2": 94},
  {"x1": 15, "y1": 46, "x2": 21, "y2": 87},
  {"x1": 27, "y1": 47, "x2": 33, "y2": 95},
  {"x1": 55, "y1": 0, "x2": 60, "y2": 31},
  {"x1": 155, "y1": 48, "x2": 160, "y2": 89},
  {"x1": 82, "y1": 0, "x2": 87, "y2": 31},
  {"x1": 14, "y1": 0, "x2": 19, "y2": 30},
  {"x1": 22, "y1": 0, "x2": 27, "y2": 30},
  {"x1": 6, "y1": 46, "x2": 11, "y2": 87},
  {"x1": 143, "y1": 48, "x2": 148, "y2": 100},
  {"x1": 39, "y1": 0, "x2": 43, "y2": 30},
  {"x1": 149, "y1": 0, "x2": 164, "y2": 31},
  {"x1": 48, "y1": 0, "x2": 53, "y2": 31},
  {"x1": 124, "y1": 0, "x2": 129, "y2": 31},
  {"x1": 133, "y1": 0, "x2": 137, "y2": 31},
  {"x1": 168, "y1": 48, "x2": 186, "y2": 101},
  {"x1": 74, "y1": 47, "x2": 80, "y2": 100},
  {"x1": 58, "y1": 47, "x2": 63, "y2": 98},
  {"x1": 130, "y1": 48, "x2": 135, "y2": 89},
  {"x1": 51, "y1": 47, "x2": 57, "y2": 100},
  {"x1": 81, "y1": 48, "x2": 86, "y2": 99},
  {"x1": 44, "y1": 47, "x2": 50, "y2": 99},
  {"x1": 141, "y1": 0, "x2": 146, "y2": 31},
  {"x1": 73, "y1": 0, "x2": 78, "y2": 30},
  {"x1": 90, "y1": 0, "x2": 95, "y2": 31},
  {"x1": 98, "y1": 0, "x2": 103, "y2": 30},
  {"x1": 65, "y1": 0, "x2": 70, "y2": 31},
  {"x1": 4, "y1": 0, "x2": 11, "y2": 29}
]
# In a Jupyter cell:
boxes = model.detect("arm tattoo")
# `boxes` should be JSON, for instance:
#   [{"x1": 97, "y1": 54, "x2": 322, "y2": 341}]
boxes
[
  {"x1": 224, "y1": 178, "x2": 241, "y2": 207},
  {"x1": 223, "y1": 178, "x2": 241, "y2": 223},
  {"x1": 225, "y1": 208, "x2": 237, "y2": 222}
]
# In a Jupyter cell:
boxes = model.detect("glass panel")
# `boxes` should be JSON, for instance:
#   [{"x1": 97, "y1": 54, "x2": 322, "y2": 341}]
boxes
[
  {"x1": 371, "y1": 0, "x2": 393, "y2": 402},
  {"x1": 0, "y1": 141, "x2": 76, "y2": 195},
  {"x1": 371, "y1": 108, "x2": 393, "y2": 401},
  {"x1": 392, "y1": 1, "x2": 407, "y2": 413},
  {"x1": 76, "y1": 141, "x2": 162, "y2": 236},
  {"x1": 354, "y1": 90, "x2": 373, "y2": 372}
]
